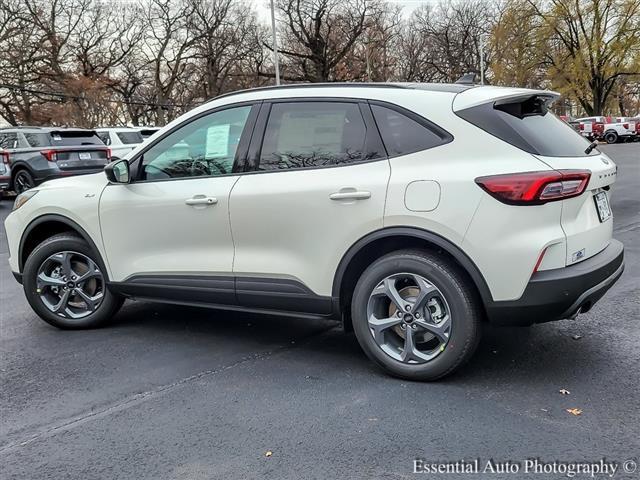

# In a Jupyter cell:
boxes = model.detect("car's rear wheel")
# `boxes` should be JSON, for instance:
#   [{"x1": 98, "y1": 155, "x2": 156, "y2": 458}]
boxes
[
  {"x1": 604, "y1": 131, "x2": 618, "y2": 144},
  {"x1": 13, "y1": 170, "x2": 35, "y2": 194},
  {"x1": 23, "y1": 233, "x2": 123, "y2": 329},
  {"x1": 351, "y1": 249, "x2": 481, "y2": 381}
]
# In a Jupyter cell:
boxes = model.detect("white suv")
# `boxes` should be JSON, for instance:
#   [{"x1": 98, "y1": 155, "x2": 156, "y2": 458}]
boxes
[
  {"x1": 95, "y1": 128, "x2": 144, "y2": 159},
  {"x1": 4, "y1": 84, "x2": 624, "y2": 380}
]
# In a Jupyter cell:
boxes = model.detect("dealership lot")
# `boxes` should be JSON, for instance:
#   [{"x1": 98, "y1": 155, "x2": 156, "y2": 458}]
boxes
[{"x1": 1, "y1": 144, "x2": 638, "y2": 478}]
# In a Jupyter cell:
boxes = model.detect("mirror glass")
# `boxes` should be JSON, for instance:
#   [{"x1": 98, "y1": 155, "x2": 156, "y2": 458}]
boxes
[{"x1": 113, "y1": 160, "x2": 130, "y2": 183}]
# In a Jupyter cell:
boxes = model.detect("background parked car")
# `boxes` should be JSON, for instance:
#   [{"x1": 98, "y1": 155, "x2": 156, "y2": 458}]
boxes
[
  {"x1": 0, "y1": 148, "x2": 10, "y2": 196},
  {"x1": 576, "y1": 116, "x2": 607, "y2": 141},
  {"x1": 0, "y1": 127, "x2": 111, "y2": 193},
  {"x1": 95, "y1": 127, "x2": 144, "y2": 159}
]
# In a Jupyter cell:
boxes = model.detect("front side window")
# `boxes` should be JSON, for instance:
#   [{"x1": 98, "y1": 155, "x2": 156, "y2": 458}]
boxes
[
  {"x1": 371, "y1": 105, "x2": 451, "y2": 156},
  {"x1": 140, "y1": 106, "x2": 252, "y2": 181},
  {"x1": 258, "y1": 102, "x2": 370, "y2": 171}
]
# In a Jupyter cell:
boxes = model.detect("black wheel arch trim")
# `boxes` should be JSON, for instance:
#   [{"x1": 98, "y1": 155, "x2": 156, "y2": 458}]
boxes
[
  {"x1": 332, "y1": 226, "x2": 494, "y2": 307},
  {"x1": 18, "y1": 213, "x2": 108, "y2": 277}
]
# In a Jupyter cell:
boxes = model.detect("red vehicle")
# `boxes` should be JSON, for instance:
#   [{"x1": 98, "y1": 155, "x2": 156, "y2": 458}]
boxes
[{"x1": 0, "y1": 148, "x2": 11, "y2": 196}]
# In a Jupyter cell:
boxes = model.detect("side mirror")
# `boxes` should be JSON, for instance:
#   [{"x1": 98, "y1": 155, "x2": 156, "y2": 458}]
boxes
[{"x1": 105, "y1": 159, "x2": 130, "y2": 184}]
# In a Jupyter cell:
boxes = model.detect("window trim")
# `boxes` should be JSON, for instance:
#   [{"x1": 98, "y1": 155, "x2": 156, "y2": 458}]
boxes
[
  {"x1": 127, "y1": 100, "x2": 260, "y2": 184},
  {"x1": 241, "y1": 97, "x2": 387, "y2": 175},
  {"x1": 368, "y1": 100, "x2": 454, "y2": 158}
]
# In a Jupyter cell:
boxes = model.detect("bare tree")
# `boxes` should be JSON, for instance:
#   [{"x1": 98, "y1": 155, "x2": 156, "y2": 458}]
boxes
[{"x1": 272, "y1": 0, "x2": 372, "y2": 82}]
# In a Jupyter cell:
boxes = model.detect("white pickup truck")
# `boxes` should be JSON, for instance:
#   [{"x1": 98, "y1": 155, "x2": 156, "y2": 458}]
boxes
[
  {"x1": 96, "y1": 128, "x2": 144, "y2": 159},
  {"x1": 577, "y1": 116, "x2": 636, "y2": 143}
]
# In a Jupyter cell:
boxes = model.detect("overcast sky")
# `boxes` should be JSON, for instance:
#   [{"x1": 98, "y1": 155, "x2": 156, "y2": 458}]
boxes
[{"x1": 248, "y1": 0, "x2": 445, "y2": 22}]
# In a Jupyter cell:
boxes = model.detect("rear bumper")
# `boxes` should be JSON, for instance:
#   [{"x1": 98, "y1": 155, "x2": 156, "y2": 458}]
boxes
[
  {"x1": 487, "y1": 239, "x2": 624, "y2": 326},
  {"x1": 36, "y1": 167, "x2": 105, "y2": 184}
]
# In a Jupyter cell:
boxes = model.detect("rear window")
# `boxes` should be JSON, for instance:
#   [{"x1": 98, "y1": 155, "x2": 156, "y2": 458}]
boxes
[
  {"x1": 456, "y1": 96, "x2": 596, "y2": 157},
  {"x1": 116, "y1": 131, "x2": 143, "y2": 144},
  {"x1": 139, "y1": 129, "x2": 159, "y2": 138},
  {"x1": 49, "y1": 130, "x2": 103, "y2": 146}
]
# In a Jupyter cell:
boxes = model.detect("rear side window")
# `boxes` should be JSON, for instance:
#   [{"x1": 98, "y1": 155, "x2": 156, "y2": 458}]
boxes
[
  {"x1": 456, "y1": 96, "x2": 595, "y2": 157},
  {"x1": 116, "y1": 131, "x2": 143, "y2": 144},
  {"x1": 0, "y1": 132, "x2": 18, "y2": 149},
  {"x1": 258, "y1": 102, "x2": 372, "y2": 171},
  {"x1": 371, "y1": 105, "x2": 452, "y2": 156},
  {"x1": 49, "y1": 131, "x2": 103, "y2": 146},
  {"x1": 24, "y1": 133, "x2": 50, "y2": 147}
]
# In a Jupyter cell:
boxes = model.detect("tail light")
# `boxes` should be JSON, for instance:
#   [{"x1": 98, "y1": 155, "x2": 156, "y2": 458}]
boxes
[
  {"x1": 106, "y1": 148, "x2": 112, "y2": 161},
  {"x1": 0, "y1": 151, "x2": 9, "y2": 165},
  {"x1": 40, "y1": 150, "x2": 59, "y2": 162},
  {"x1": 594, "y1": 122, "x2": 604, "y2": 133},
  {"x1": 475, "y1": 170, "x2": 591, "y2": 205},
  {"x1": 623, "y1": 123, "x2": 629, "y2": 129},
  {"x1": 579, "y1": 124, "x2": 584, "y2": 130}
]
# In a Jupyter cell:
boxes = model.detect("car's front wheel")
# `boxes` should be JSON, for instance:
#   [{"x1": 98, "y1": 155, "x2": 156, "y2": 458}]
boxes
[
  {"x1": 351, "y1": 249, "x2": 481, "y2": 381},
  {"x1": 23, "y1": 233, "x2": 123, "y2": 329}
]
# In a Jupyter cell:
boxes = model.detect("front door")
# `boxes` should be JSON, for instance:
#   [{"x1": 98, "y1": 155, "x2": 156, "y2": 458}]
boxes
[{"x1": 100, "y1": 104, "x2": 257, "y2": 305}]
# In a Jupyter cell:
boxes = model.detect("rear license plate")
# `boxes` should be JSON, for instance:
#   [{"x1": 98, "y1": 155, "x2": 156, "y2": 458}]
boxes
[
  {"x1": 78, "y1": 152, "x2": 91, "y2": 160},
  {"x1": 594, "y1": 191, "x2": 611, "y2": 222}
]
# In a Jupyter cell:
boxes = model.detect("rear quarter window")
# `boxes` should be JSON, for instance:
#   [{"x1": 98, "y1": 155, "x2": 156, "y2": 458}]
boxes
[
  {"x1": 370, "y1": 104, "x2": 452, "y2": 157},
  {"x1": 24, "y1": 133, "x2": 51, "y2": 147},
  {"x1": 457, "y1": 97, "x2": 595, "y2": 157}
]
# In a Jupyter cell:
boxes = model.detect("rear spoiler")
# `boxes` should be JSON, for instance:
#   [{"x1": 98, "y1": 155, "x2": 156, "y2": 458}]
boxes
[{"x1": 452, "y1": 87, "x2": 560, "y2": 112}]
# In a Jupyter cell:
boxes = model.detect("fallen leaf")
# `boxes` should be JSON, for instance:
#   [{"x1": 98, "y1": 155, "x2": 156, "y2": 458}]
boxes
[
  {"x1": 559, "y1": 389, "x2": 571, "y2": 395},
  {"x1": 265, "y1": 451, "x2": 273, "y2": 457},
  {"x1": 572, "y1": 334, "x2": 583, "y2": 340},
  {"x1": 566, "y1": 408, "x2": 582, "y2": 416}
]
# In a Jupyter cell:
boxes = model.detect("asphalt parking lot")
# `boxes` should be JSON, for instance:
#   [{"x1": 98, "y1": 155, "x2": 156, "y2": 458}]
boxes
[{"x1": 1, "y1": 144, "x2": 638, "y2": 479}]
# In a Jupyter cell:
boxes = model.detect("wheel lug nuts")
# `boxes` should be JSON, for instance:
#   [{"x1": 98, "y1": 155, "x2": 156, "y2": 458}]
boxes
[
  {"x1": 405, "y1": 305, "x2": 412, "y2": 311},
  {"x1": 412, "y1": 324, "x2": 417, "y2": 330},
  {"x1": 415, "y1": 312, "x2": 420, "y2": 318},
  {"x1": 396, "y1": 311, "x2": 402, "y2": 317},
  {"x1": 72, "y1": 276, "x2": 76, "y2": 280},
  {"x1": 401, "y1": 324, "x2": 406, "y2": 330}
]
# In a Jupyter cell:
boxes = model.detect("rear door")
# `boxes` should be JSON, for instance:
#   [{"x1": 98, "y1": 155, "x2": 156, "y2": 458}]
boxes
[{"x1": 229, "y1": 99, "x2": 389, "y2": 312}]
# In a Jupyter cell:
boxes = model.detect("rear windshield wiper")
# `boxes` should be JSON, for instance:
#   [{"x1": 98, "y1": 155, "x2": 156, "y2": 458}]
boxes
[{"x1": 585, "y1": 141, "x2": 598, "y2": 155}]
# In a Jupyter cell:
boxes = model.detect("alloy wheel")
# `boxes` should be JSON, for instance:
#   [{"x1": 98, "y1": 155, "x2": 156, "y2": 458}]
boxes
[
  {"x1": 14, "y1": 171, "x2": 34, "y2": 193},
  {"x1": 36, "y1": 251, "x2": 105, "y2": 319},
  {"x1": 366, "y1": 273, "x2": 451, "y2": 364}
]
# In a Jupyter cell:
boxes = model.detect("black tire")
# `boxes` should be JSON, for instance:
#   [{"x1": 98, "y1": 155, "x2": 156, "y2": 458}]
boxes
[
  {"x1": 351, "y1": 249, "x2": 482, "y2": 381},
  {"x1": 604, "y1": 132, "x2": 618, "y2": 144},
  {"x1": 13, "y1": 169, "x2": 36, "y2": 194},
  {"x1": 23, "y1": 233, "x2": 123, "y2": 329}
]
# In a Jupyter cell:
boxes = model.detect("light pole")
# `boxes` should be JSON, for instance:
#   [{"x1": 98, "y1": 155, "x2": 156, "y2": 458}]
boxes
[
  {"x1": 269, "y1": 0, "x2": 281, "y2": 85},
  {"x1": 479, "y1": 35, "x2": 485, "y2": 85}
]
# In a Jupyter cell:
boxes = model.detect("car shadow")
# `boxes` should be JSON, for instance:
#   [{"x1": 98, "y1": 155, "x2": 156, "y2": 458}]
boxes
[{"x1": 107, "y1": 300, "x2": 602, "y2": 384}]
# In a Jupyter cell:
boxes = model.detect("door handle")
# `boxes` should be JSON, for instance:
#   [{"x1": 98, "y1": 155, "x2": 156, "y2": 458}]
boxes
[
  {"x1": 329, "y1": 190, "x2": 371, "y2": 201},
  {"x1": 185, "y1": 196, "x2": 218, "y2": 206}
]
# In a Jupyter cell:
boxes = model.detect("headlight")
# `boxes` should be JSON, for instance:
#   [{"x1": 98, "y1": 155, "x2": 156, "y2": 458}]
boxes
[{"x1": 13, "y1": 190, "x2": 38, "y2": 210}]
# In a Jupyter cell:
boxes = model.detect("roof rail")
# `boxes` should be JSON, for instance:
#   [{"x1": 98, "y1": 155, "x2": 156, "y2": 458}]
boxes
[{"x1": 207, "y1": 82, "x2": 410, "y2": 103}]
